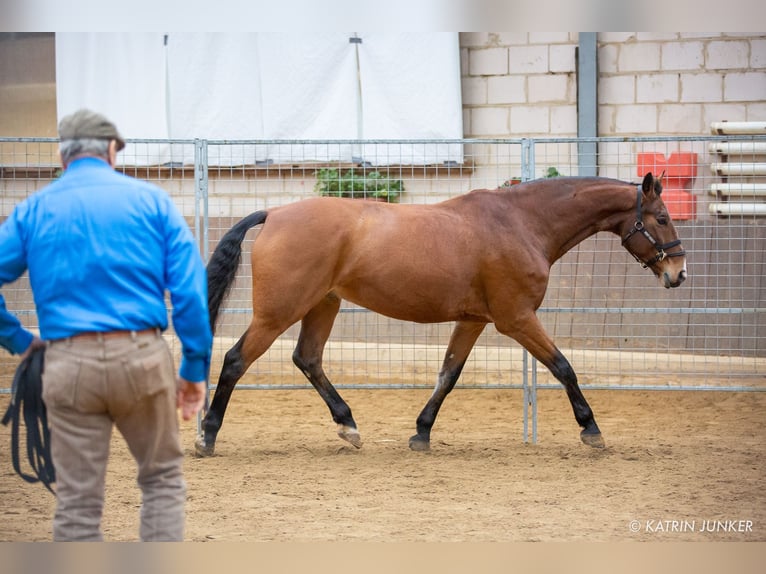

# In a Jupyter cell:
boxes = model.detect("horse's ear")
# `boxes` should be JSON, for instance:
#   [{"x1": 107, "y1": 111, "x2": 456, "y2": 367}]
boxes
[
  {"x1": 641, "y1": 171, "x2": 663, "y2": 198},
  {"x1": 641, "y1": 172, "x2": 654, "y2": 194}
]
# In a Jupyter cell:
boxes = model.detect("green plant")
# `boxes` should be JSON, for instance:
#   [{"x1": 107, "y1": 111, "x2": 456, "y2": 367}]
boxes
[
  {"x1": 545, "y1": 166, "x2": 561, "y2": 177},
  {"x1": 314, "y1": 168, "x2": 403, "y2": 202},
  {"x1": 501, "y1": 167, "x2": 562, "y2": 187}
]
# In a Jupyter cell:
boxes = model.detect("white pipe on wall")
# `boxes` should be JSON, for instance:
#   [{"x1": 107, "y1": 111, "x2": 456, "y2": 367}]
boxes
[{"x1": 710, "y1": 121, "x2": 766, "y2": 135}]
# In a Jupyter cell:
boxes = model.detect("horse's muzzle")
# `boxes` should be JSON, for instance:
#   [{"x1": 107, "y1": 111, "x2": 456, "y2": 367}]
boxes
[{"x1": 663, "y1": 268, "x2": 687, "y2": 288}]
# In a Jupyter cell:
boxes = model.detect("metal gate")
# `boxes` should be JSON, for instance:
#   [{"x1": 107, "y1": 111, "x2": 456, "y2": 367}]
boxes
[{"x1": 2, "y1": 136, "x2": 765, "y2": 441}]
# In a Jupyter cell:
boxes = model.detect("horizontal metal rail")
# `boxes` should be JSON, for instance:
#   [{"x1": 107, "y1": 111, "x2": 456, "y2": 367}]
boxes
[
  {"x1": 4, "y1": 134, "x2": 765, "y2": 146},
  {"x1": 217, "y1": 306, "x2": 766, "y2": 315},
  {"x1": 3, "y1": 383, "x2": 764, "y2": 396},
  {"x1": 199, "y1": 383, "x2": 766, "y2": 392}
]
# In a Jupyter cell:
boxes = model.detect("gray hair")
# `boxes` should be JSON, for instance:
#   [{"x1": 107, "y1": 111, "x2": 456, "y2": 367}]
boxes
[{"x1": 59, "y1": 138, "x2": 111, "y2": 166}]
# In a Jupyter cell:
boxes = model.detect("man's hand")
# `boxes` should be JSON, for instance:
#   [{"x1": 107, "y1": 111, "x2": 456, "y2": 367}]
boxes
[
  {"x1": 176, "y1": 378, "x2": 206, "y2": 421},
  {"x1": 20, "y1": 336, "x2": 45, "y2": 361}
]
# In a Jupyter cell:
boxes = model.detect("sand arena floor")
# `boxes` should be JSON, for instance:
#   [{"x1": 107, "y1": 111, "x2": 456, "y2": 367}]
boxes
[{"x1": 1, "y1": 381, "x2": 764, "y2": 542}]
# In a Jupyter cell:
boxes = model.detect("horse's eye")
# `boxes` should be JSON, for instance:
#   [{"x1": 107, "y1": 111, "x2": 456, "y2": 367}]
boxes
[{"x1": 657, "y1": 215, "x2": 668, "y2": 226}]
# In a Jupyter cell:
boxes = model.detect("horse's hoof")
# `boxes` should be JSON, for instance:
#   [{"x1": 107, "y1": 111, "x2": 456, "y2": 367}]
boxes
[
  {"x1": 580, "y1": 431, "x2": 605, "y2": 448},
  {"x1": 408, "y1": 435, "x2": 431, "y2": 452},
  {"x1": 194, "y1": 436, "x2": 216, "y2": 457},
  {"x1": 337, "y1": 425, "x2": 363, "y2": 448}
]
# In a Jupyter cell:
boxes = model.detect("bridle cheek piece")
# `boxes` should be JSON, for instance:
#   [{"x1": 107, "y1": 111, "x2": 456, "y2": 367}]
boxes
[{"x1": 621, "y1": 186, "x2": 686, "y2": 269}]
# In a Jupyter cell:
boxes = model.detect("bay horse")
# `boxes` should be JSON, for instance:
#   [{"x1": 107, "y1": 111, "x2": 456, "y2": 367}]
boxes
[{"x1": 195, "y1": 172, "x2": 687, "y2": 457}]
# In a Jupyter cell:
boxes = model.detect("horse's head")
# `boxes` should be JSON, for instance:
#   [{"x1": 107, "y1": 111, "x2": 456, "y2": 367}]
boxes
[{"x1": 620, "y1": 172, "x2": 687, "y2": 288}]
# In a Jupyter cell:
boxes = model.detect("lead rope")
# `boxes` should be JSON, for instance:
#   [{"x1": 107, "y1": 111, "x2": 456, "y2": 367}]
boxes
[{"x1": 1, "y1": 347, "x2": 56, "y2": 495}]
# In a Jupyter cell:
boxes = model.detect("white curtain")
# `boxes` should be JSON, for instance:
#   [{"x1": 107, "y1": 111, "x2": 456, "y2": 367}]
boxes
[
  {"x1": 55, "y1": 33, "x2": 463, "y2": 166},
  {"x1": 357, "y1": 33, "x2": 463, "y2": 165},
  {"x1": 256, "y1": 33, "x2": 360, "y2": 163},
  {"x1": 166, "y1": 33, "x2": 265, "y2": 165},
  {"x1": 55, "y1": 33, "x2": 171, "y2": 164}
]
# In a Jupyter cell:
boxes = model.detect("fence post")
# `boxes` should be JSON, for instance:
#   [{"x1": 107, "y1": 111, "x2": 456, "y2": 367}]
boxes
[
  {"x1": 194, "y1": 138, "x2": 209, "y2": 437},
  {"x1": 521, "y1": 138, "x2": 535, "y2": 181},
  {"x1": 522, "y1": 350, "x2": 528, "y2": 442},
  {"x1": 194, "y1": 139, "x2": 209, "y2": 262},
  {"x1": 520, "y1": 138, "x2": 538, "y2": 443},
  {"x1": 531, "y1": 357, "x2": 538, "y2": 443},
  {"x1": 522, "y1": 352, "x2": 539, "y2": 444}
]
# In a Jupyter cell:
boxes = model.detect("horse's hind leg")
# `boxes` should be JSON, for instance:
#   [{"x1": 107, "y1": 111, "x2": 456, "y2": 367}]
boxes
[
  {"x1": 496, "y1": 312, "x2": 604, "y2": 448},
  {"x1": 195, "y1": 323, "x2": 282, "y2": 457},
  {"x1": 409, "y1": 321, "x2": 486, "y2": 451},
  {"x1": 292, "y1": 293, "x2": 361, "y2": 448}
]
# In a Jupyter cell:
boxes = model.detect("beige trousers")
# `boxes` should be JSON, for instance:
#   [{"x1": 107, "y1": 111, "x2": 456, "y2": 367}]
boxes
[{"x1": 42, "y1": 330, "x2": 186, "y2": 541}]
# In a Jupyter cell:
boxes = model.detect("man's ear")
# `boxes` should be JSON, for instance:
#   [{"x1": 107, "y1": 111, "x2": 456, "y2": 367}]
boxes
[{"x1": 107, "y1": 139, "x2": 118, "y2": 167}]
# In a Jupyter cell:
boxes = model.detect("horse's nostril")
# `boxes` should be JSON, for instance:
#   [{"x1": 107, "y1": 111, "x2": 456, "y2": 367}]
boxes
[{"x1": 679, "y1": 270, "x2": 687, "y2": 282}]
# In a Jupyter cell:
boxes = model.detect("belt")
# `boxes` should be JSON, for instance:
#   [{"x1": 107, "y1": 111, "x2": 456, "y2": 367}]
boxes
[{"x1": 60, "y1": 328, "x2": 161, "y2": 343}]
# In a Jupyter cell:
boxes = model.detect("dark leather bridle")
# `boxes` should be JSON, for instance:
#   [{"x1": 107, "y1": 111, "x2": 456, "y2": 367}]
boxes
[{"x1": 621, "y1": 185, "x2": 686, "y2": 269}]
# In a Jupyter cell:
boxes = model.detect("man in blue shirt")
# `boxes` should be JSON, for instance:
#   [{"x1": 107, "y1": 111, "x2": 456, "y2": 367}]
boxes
[{"x1": 0, "y1": 109, "x2": 212, "y2": 541}]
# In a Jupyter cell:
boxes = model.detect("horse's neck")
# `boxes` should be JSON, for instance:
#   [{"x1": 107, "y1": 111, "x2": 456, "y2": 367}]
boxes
[{"x1": 528, "y1": 182, "x2": 635, "y2": 263}]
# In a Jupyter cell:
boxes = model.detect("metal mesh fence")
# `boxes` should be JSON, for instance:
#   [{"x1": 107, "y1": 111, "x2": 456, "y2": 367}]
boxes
[{"x1": 1, "y1": 136, "x2": 764, "y2": 395}]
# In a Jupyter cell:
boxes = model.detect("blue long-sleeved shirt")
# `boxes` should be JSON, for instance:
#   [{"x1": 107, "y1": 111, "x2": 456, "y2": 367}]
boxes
[{"x1": 0, "y1": 156, "x2": 212, "y2": 382}]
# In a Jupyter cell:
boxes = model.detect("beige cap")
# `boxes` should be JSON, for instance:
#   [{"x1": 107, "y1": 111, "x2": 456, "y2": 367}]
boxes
[{"x1": 58, "y1": 109, "x2": 126, "y2": 151}]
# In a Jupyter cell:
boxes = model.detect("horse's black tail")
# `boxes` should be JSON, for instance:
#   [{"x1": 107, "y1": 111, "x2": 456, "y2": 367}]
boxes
[{"x1": 207, "y1": 211, "x2": 268, "y2": 333}]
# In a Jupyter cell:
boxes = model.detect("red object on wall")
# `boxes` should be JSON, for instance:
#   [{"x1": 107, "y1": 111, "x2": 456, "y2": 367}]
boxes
[{"x1": 636, "y1": 152, "x2": 698, "y2": 220}]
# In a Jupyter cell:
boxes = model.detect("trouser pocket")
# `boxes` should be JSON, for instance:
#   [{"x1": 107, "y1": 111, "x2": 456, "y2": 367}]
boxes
[
  {"x1": 42, "y1": 349, "x2": 82, "y2": 409},
  {"x1": 123, "y1": 338, "x2": 175, "y2": 402}
]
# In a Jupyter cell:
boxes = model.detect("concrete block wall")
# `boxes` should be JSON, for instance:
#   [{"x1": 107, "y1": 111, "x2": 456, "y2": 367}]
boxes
[
  {"x1": 460, "y1": 32, "x2": 766, "y2": 139},
  {"x1": 461, "y1": 33, "x2": 579, "y2": 138}
]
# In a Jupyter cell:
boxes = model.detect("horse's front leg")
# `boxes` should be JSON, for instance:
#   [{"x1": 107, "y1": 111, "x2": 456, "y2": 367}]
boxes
[
  {"x1": 292, "y1": 294, "x2": 361, "y2": 448},
  {"x1": 410, "y1": 321, "x2": 486, "y2": 451},
  {"x1": 497, "y1": 313, "x2": 604, "y2": 448},
  {"x1": 196, "y1": 320, "x2": 284, "y2": 457}
]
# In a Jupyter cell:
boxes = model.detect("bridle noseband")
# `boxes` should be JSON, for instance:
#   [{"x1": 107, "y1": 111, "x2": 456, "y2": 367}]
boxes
[{"x1": 621, "y1": 186, "x2": 686, "y2": 269}]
